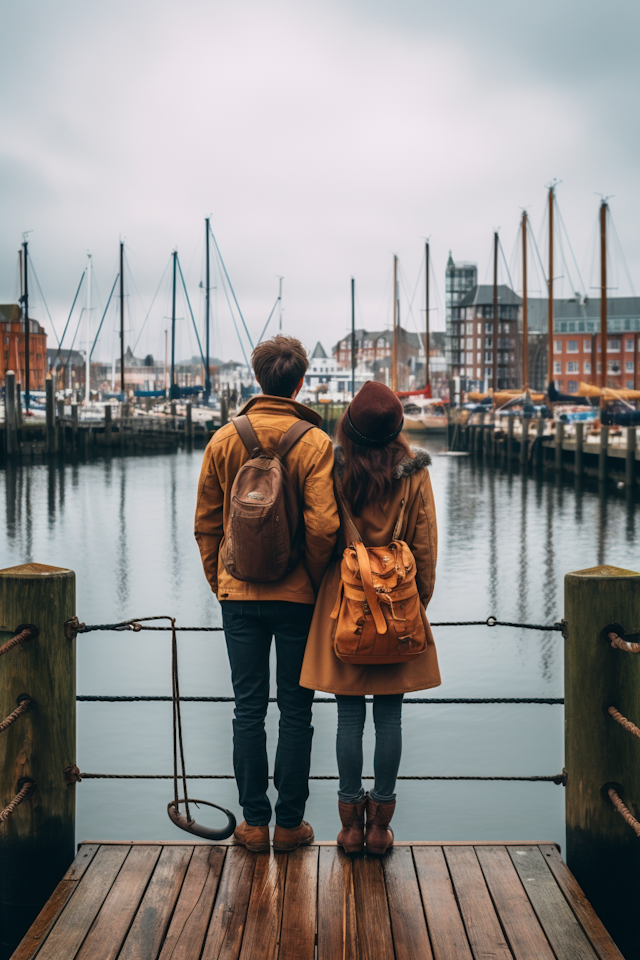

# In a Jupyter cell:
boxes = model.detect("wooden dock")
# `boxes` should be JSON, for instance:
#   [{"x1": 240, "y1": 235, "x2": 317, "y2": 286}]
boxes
[{"x1": 12, "y1": 840, "x2": 623, "y2": 960}]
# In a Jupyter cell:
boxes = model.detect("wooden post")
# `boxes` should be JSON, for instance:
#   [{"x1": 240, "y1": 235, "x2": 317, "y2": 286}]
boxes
[
  {"x1": 45, "y1": 378, "x2": 56, "y2": 455},
  {"x1": 4, "y1": 372, "x2": 18, "y2": 458},
  {"x1": 565, "y1": 564, "x2": 640, "y2": 960},
  {"x1": 186, "y1": 402, "x2": 193, "y2": 442},
  {"x1": 599, "y1": 424, "x2": 609, "y2": 483},
  {"x1": 535, "y1": 417, "x2": 545, "y2": 470},
  {"x1": 220, "y1": 396, "x2": 228, "y2": 427},
  {"x1": 15, "y1": 384, "x2": 23, "y2": 428},
  {"x1": 554, "y1": 421, "x2": 564, "y2": 475},
  {"x1": 625, "y1": 426, "x2": 636, "y2": 488},
  {"x1": 574, "y1": 421, "x2": 584, "y2": 480},
  {"x1": 104, "y1": 404, "x2": 112, "y2": 448},
  {"x1": 507, "y1": 415, "x2": 514, "y2": 462},
  {"x1": 70, "y1": 403, "x2": 78, "y2": 451},
  {"x1": 520, "y1": 417, "x2": 529, "y2": 467},
  {"x1": 0, "y1": 563, "x2": 76, "y2": 959}
]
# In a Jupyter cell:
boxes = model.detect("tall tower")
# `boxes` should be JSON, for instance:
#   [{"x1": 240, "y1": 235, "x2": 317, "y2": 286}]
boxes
[{"x1": 445, "y1": 253, "x2": 477, "y2": 376}]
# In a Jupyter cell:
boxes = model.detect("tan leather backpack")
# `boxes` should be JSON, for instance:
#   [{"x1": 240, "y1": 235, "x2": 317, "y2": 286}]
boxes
[
  {"x1": 222, "y1": 415, "x2": 313, "y2": 583},
  {"x1": 331, "y1": 479, "x2": 427, "y2": 664}
]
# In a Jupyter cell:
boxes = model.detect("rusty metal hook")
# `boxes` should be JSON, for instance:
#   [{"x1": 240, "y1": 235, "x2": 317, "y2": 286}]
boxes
[{"x1": 167, "y1": 798, "x2": 236, "y2": 841}]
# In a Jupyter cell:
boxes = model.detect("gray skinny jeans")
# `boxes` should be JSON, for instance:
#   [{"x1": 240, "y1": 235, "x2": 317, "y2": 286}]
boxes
[{"x1": 335, "y1": 693, "x2": 403, "y2": 804}]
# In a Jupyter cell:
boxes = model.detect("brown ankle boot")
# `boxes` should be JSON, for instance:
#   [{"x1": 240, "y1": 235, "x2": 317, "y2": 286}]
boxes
[
  {"x1": 365, "y1": 797, "x2": 396, "y2": 855},
  {"x1": 337, "y1": 799, "x2": 366, "y2": 854}
]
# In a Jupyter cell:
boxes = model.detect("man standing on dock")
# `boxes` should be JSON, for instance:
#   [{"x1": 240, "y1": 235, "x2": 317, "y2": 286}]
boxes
[{"x1": 195, "y1": 335, "x2": 339, "y2": 852}]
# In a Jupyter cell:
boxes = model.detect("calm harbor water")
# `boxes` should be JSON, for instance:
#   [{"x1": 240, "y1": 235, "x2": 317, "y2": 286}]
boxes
[{"x1": 2, "y1": 443, "x2": 639, "y2": 850}]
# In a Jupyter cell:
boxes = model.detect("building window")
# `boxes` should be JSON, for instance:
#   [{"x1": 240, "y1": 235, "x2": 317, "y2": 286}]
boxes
[
  {"x1": 626, "y1": 338, "x2": 634, "y2": 352},
  {"x1": 584, "y1": 361, "x2": 592, "y2": 374},
  {"x1": 566, "y1": 361, "x2": 579, "y2": 373},
  {"x1": 627, "y1": 380, "x2": 635, "y2": 389},
  {"x1": 583, "y1": 338, "x2": 592, "y2": 351},
  {"x1": 567, "y1": 340, "x2": 578, "y2": 353},
  {"x1": 477, "y1": 322, "x2": 482, "y2": 334},
  {"x1": 477, "y1": 352, "x2": 481, "y2": 364},
  {"x1": 485, "y1": 337, "x2": 493, "y2": 348},
  {"x1": 597, "y1": 341, "x2": 601, "y2": 352},
  {"x1": 466, "y1": 322, "x2": 473, "y2": 334},
  {"x1": 597, "y1": 362, "x2": 602, "y2": 373},
  {"x1": 607, "y1": 360, "x2": 621, "y2": 374},
  {"x1": 626, "y1": 360, "x2": 634, "y2": 372},
  {"x1": 484, "y1": 367, "x2": 492, "y2": 379},
  {"x1": 553, "y1": 361, "x2": 562, "y2": 374},
  {"x1": 554, "y1": 340, "x2": 563, "y2": 354},
  {"x1": 484, "y1": 351, "x2": 493, "y2": 362},
  {"x1": 607, "y1": 339, "x2": 621, "y2": 352},
  {"x1": 484, "y1": 322, "x2": 493, "y2": 334},
  {"x1": 567, "y1": 381, "x2": 578, "y2": 393},
  {"x1": 476, "y1": 367, "x2": 482, "y2": 379},
  {"x1": 466, "y1": 337, "x2": 473, "y2": 349}
]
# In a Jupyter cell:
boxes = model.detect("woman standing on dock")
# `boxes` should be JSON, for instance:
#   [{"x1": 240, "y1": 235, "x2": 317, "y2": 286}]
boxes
[{"x1": 300, "y1": 382, "x2": 440, "y2": 854}]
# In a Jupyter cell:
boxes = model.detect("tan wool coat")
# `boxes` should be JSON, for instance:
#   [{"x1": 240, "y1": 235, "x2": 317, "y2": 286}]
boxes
[
  {"x1": 194, "y1": 394, "x2": 340, "y2": 604},
  {"x1": 300, "y1": 448, "x2": 441, "y2": 696}
]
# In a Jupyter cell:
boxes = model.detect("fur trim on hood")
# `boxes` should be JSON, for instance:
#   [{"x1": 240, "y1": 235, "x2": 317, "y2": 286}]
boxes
[{"x1": 334, "y1": 445, "x2": 431, "y2": 477}]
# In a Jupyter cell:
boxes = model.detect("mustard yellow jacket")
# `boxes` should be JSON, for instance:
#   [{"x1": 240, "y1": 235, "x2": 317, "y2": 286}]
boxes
[{"x1": 194, "y1": 395, "x2": 340, "y2": 604}]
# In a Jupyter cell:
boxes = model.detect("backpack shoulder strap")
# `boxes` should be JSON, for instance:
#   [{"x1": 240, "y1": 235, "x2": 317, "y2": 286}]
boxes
[
  {"x1": 334, "y1": 474, "x2": 363, "y2": 544},
  {"x1": 233, "y1": 415, "x2": 262, "y2": 456},
  {"x1": 392, "y1": 477, "x2": 411, "y2": 541},
  {"x1": 275, "y1": 420, "x2": 314, "y2": 458}
]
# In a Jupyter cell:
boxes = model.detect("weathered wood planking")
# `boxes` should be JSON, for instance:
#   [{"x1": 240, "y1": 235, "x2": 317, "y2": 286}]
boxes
[{"x1": 12, "y1": 841, "x2": 625, "y2": 960}]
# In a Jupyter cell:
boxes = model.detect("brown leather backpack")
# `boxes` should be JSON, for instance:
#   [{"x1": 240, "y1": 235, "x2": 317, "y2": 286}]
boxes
[
  {"x1": 222, "y1": 415, "x2": 314, "y2": 583},
  {"x1": 331, "y1": 479, "x2": 427, "y2": 664}
]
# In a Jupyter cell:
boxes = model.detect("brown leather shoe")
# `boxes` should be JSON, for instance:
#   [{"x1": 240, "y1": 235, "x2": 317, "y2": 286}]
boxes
[
  {"x1": 273, "y1": 820, "x2": 314, "y2": 852},
  {"x1": 365, "y1": 797, "x2": 396, "y2": 855},
  {"x1": 337, "y1": 799, "x2": 366, "y2": 854},
  {"x1": 233, "y1": 821, "x2": 270, "y2": 853}
]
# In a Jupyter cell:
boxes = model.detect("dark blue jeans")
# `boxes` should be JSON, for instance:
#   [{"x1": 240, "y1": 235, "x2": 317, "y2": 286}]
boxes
[
  {"x1": 336, "y1": 694, "x2": 403, "y2": 804},
  {"x1": 221, "y1": 600, "x2": 315, "y2": 829}
]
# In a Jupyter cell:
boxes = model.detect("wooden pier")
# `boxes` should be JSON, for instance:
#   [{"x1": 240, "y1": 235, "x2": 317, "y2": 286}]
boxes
[{"x1": 12, "y1": 840, "x2": 623, "y2": 960}]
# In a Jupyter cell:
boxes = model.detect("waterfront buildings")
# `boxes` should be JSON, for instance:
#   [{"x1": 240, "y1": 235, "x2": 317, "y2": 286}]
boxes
[
  {"x1": 446, "y1": 255, "x2": 477, "y2": 374},
  {"x1": 332, "y1": 326, "x2": 423, "y2": 391},
  {"x1": 449, "y1": 284, "x2": 523, "y2": 390},
  {"x1": 1, "y1": 303, "x2": 48, "y2": 391}
]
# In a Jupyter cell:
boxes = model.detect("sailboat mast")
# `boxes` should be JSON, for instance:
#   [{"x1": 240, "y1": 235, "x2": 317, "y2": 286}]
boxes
[
  {"x1": 392, "y1": 255, "x2": 398, "y2": 392},
  {"x1": 119, "y1": 241, "x2": 125, "y2": 395},
  {"x1": 171, "y1": 251, "x2": 177, "y2": 399},
  {"x1": 23, "y1": 239, "x2": 30, "y2": 411},
  {"x1": 522, "y1": 212, "x2": 528, "y2": 388},
  {"x1": 548, "y1": 186, "x2": 554, "y2": 387},
  {"x1": 351, "y1": 277, "x2": 356, "y2": 398},
  {"x1": 425, "y1": 241, "x2": 430, "y2": 389},
  {"x1": 492, "y1": 232, "x2": 498, "y2": 392},
  {"x1": 205, "y1": 218, "x2": 211, "y2": 401},
  {"x1": 85, "y1": 253, "x2": 92, "y2": 403},
  {"x1": 600, "y1": 200, "x2": 608, "y2": 390}
]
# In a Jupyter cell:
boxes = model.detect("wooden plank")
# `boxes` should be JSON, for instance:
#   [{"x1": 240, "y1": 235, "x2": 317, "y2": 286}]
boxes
[
  {"x1": 11, "y1": 846, "x2": 101, "y2": 960},
  {"x1": 119, "y1": 846, "x2": 194, "y2": 960},
  {"x1": 279, "y1": 846, "x2": 318, "y2": 960},
  {"x1": 36, "y1": 845, "x2": 131, "y2": 960},
  {"x1": 508, "y1": 847, "x2": 599, "y2": 960},
  {"x1": 79, "y1": 839, "x2": 555, "y2": 848},
  {"x1": 352, "y1": 856, "x2": 394, "y2": 960},
  {"x1": 538, "y1": 846, "x2": 624, "y2": 960},
  {"x1": 383, "y1": 846, "x2": 433, "y2": 960},
  {"x1": 443, "y1": 846, "x2": 512, "y2": 960},
  {"x1": 413, "y1": 846, "x2": 473, "y2": 960},
  {"x1": 201, "y1": 847, "x2": 257, "y2": 960},
  {"x1": 238, "y1": 852, "x2": 287, "y2": 960},
  {"x1": 75, "y1": 845, "x2": 162, "y2": 960},
  {"x1": 158, "y1": 846, "x2": 226, "y2": 960},
  {"x1": 475, "y1": 846, "x2": 555, "y2": 960},
  {"x1": 317, "y1": 847, "x2": 359, "y2": 960}
]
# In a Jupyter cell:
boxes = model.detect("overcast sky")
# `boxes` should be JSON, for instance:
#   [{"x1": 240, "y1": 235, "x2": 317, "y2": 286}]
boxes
[{"x1": 2, "y1": 0, "x2": 639, "y2": 365}]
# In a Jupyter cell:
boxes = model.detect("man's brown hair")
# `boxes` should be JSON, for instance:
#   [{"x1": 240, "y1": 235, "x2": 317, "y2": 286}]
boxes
[{"x1": 251, "y1": 335, "x2": 309, "y2": 398}]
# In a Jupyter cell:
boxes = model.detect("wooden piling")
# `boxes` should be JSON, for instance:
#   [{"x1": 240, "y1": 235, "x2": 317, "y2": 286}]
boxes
[
  {"x1": 535, "y1": 418, "x2": 544, "y2": 470},
  {"x1": 574, "y1": 422, "x2": 584, "y2": 479},
  {"x1": 599, "y1": 425, "x2": 609, "y2": 483},
  {"x1": 625, "y1": 427, "x2": 636, "y2": 488},
  {"x1": 0, "y1": 563, "x2": 76, "y2": 959},
  {"x1": 4, "y1": 372, "x2": 18, "y2": 458},
  {"x1": 506, "y1": 415, "x2": 514, "y2": 462},
  {"x1": 15, "y1": 384, "x2": 23, "y2": 428},
  {"x1": 220, "y1": 397, "x2": 228, "y2": 427},
  {"x1": 186, "y1": 402, "x2": 193, "y2": 441},
  {"x1": 45, "y1": 379, "x2": 56, "y2": 455},
  {"x1": 554, "y1": 421, "x2": 564, "y2": 475},
  {"x1": 564, "y1": 564, "x2": 640, "y2": 959},
  {"x1": 520, "y1": 417, "x2": 529, "y2": 467},
  {"x1": 104, "y1": 404, "x2": 112, "y2": 448}
]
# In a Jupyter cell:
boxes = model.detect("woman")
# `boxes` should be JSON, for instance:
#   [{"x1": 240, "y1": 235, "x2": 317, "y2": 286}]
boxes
[{"x1": 300, "y1": 380, "x2": 440, "y2": 855}]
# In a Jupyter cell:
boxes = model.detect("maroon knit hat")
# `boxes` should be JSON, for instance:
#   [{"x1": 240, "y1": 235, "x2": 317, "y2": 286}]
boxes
[{"x1": 343, "y1": 381, "x2": 404, "y2": 447}]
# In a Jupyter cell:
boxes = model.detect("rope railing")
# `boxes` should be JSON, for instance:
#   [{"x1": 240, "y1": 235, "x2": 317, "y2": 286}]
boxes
[
  {"x1": 77, "y1": 694, "x2": 564, "y2": 705},
  {"x1": 73, "y1": 615, "x2": 565, "y2": 634},
  {"x1": 607, "y1": 786, "x2": 640, "y2": 838},
  {"x1": 0, "y1": 780, "x2": 37, "y2": 824},
  {"x1": 0, "y1": 626, "x2": 35, "y2": 658},
  {"x1": 0, "y1": 697, "x2": 32, "y2": 735},
  {"x1": 608, "y1": 706, "x2": 640, "y2": 740},
  {"x1": 78, "y1": 771, "x2": 567, "y2": 784},
  {"x1": 608, "y1": 631, "x2": 640, "y2": 654}
]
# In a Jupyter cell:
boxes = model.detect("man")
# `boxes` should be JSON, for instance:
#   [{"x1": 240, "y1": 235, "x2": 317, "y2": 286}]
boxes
[{"x1": 195, "y1": 335, "x2": 339, "y2": 853}]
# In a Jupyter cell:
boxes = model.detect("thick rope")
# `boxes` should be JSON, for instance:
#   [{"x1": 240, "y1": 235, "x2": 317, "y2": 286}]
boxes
[
  {"x1": 0, "y1": 781, "x2": 36, "y2": 823},
  {"x1": 77, "y1": 616, "x2": 564, "y2": 633},
  {"x1": 608, "y1": 787, "x2": 640, "y2": 838},
  {"x1": 609, "y1": 632, "x2": 640, "y2": 654},
  {"x1": 0, "y1": 628, "x2": 32, "y2": 658},
  {"x1": 79, "y1": 772, "x2": 566, "y2": 783},
  {"x1": 608, "y1": 706, "x2": 640, "y2": 740},
  {"x1": 76, "y1": 695, "x2": 564, "y2": 705},
  {"x1": 0, "y1": 698, "x2": 31, "y2": 735}
]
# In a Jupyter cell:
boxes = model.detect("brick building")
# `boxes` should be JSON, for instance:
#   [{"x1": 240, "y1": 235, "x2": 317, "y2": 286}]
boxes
[
  {"x1": 449, "y1": 285, "x2": 522, "y2": 389},
  {"x1": 332, "y1": 327, "x2": 422, "y2": 391},
  {"x1": 1, "y1": 303, "x2": 48, "y2": 390}
]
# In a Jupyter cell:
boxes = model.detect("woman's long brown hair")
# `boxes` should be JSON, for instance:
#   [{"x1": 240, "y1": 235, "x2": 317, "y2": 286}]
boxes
[{"x1": 336, "y1": 410, "x2": 413, "y2": 516}]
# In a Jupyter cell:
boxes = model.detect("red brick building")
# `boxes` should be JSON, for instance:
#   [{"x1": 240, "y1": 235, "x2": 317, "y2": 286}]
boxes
[{"x1": 1, "y1": 304, "x2": 48, "y2": 390}]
